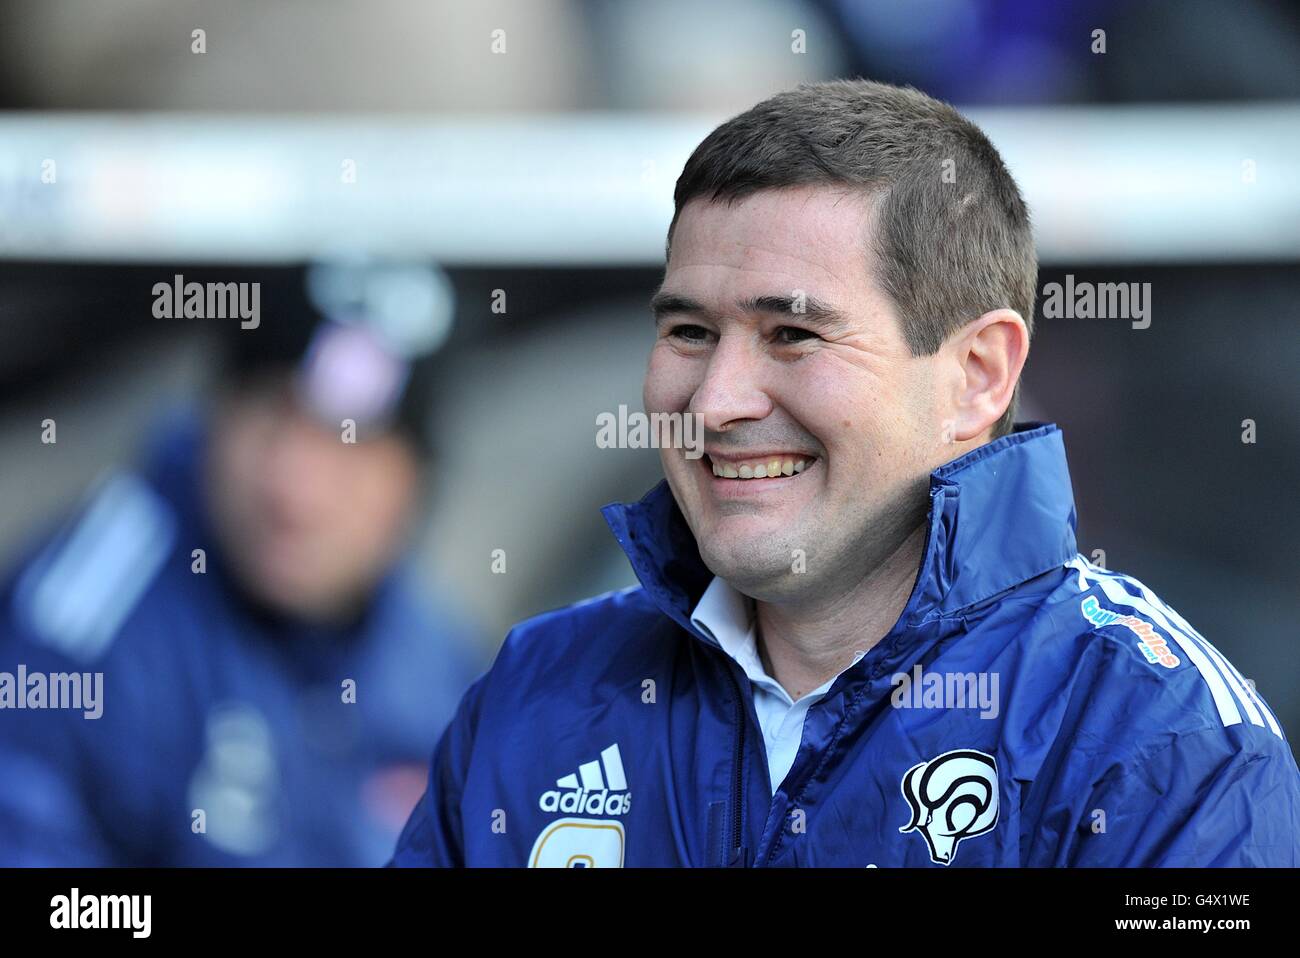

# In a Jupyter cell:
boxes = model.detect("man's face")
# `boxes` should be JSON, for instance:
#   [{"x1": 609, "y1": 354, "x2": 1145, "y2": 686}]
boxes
[
  {"x1": 204, "y1": 377, "x2": 420, "y2": 624},
  {"x1": 644, "y1": 186, "x2": 950, "y2": 602}
]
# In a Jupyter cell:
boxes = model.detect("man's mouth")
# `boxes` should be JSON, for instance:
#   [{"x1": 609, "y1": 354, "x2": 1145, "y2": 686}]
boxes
[{"x1": 704, "y1": 453, "x2": 818, "y2": 480}]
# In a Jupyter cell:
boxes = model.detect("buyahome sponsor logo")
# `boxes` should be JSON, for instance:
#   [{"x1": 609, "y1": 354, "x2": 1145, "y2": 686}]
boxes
[{"x1": 538, "y1": 744, "x2": 632, "y2": 816}]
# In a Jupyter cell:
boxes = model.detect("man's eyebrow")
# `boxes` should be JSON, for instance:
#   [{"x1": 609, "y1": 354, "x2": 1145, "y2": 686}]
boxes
[
  {"x1": 649, "y1": 290, "x2": 850, "y2": 332},
  {"x1": 739, "y1": 294, "x2": 851, "y2": 331},
  {"x1": 649, "y1": 290, "x2": 710, "y2": 323}
]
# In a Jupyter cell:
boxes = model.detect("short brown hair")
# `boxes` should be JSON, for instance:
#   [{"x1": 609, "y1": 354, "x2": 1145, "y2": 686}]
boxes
[{"x1": 667, "y1": 79, "x2": 1036, "y2": 438}]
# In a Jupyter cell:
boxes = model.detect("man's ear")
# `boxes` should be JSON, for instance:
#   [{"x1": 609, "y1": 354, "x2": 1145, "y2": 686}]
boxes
[{"x1": 948, "y1": 309, "x2": 1029, "y2": 443}]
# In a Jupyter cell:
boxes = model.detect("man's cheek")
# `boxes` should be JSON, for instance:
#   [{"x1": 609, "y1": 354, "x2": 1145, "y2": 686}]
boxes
[
  {"x1": 662, "y1": 450, "x2": 700, "y2": 500},
  {"x1": 644, "y1": 352, "x2": 696, "y2": 413}
]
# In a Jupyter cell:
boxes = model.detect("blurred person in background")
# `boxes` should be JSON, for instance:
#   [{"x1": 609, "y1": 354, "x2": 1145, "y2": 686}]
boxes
[{"x1": 0, "y1": 261, "x2": 483, "y2": 866}]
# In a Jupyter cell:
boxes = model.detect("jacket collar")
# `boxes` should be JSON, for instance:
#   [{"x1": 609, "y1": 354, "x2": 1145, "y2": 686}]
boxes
[{"x1": 601, "y1": 422, "x2": 1078, "y2": 639}]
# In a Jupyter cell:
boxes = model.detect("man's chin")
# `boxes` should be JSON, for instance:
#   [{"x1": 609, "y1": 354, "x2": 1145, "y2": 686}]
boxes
[{"x1": 696, "y1": 537, "x2": 810, "y2": 603}]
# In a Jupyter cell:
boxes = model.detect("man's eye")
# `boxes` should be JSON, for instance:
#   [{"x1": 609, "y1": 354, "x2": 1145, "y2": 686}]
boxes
[
  {"x1": 669, "y1": 324, "x2": 712, "y2": 343},
  {"x1": 775, "y1": 326, "x2": 818, "y2": 344}
]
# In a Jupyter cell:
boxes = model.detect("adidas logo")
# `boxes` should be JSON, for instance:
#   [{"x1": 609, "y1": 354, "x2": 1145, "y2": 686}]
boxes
[{"x1": 538, "y1": 743, "x2": 632, "y2": 817}]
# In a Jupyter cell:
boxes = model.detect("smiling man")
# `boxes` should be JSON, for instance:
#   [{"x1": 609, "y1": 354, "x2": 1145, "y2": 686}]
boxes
[{"x1": 392, "y1": 80, "x2": 1300, "y2": 867}]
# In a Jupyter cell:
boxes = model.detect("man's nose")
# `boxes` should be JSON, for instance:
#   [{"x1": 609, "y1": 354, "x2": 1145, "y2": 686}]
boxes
[{"x1": 689, "y1": 335, "x2": 773, "y2": 432}]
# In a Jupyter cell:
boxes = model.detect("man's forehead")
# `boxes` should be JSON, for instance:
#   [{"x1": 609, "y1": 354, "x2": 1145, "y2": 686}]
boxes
[
  {"x1": 671, "y1": 185, "x2": 875, "y2": 250},
  {"x1": 664, "y1": 186, "x2": 883, "y2": 307}
]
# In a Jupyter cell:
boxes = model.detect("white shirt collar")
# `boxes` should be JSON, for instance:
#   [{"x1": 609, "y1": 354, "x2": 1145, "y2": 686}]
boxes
[
  {"x1": 690, "y1": 575, "x2": 767, "y2": 680},
  {"x1": 690, "y1": 576, "x2": 868, "y2": 707}
]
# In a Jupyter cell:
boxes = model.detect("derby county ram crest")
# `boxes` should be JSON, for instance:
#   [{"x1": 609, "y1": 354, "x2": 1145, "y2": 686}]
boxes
[{"x1": 899, "y1": 748, "x2": 1000, "y2": 865}]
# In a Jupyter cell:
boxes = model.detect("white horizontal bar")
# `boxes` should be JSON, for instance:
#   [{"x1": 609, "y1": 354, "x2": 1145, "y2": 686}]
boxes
[{"x1": 0, "y1": 106, "x2": 1296, "y2": 265}]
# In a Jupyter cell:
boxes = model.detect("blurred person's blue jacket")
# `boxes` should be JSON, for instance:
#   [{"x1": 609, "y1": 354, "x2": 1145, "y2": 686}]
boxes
[
  {"x1": 392, "y1": 424, "x2": 1300, "y2": 867},
  {"x1": 0, "y1": 414, "x2": 483, "y2": 866}
]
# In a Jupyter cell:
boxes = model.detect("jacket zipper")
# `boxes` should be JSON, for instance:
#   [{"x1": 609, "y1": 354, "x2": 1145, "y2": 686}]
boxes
[{"x1": 720, "y1": 658, "x2": 747, "y2": 866}]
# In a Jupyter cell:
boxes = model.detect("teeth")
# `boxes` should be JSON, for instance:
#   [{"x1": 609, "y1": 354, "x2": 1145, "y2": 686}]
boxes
[{"x1": 710, "y1": 456, "x2": 815, "y2": 480}]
